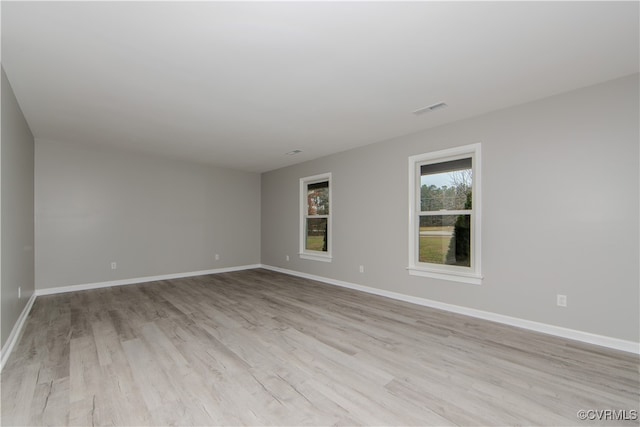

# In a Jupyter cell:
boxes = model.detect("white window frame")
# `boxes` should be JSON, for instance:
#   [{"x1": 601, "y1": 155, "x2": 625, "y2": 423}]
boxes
[
  {"x1": 299, "y1": 172, "x2": 332, "y2": 262},
  {"x1": 408, "y1": 143, "x2": 482, "y2": 285}
]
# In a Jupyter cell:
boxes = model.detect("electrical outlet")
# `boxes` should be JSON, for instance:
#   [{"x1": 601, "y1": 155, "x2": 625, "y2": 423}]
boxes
[
  {"x1": 111, "y1": 262, "x2": 117, "y2": 270},
  {"x1": 557, "y1": 294, "x2": 567, "y2": 307},
  {"x1": 18, "y1": 286, "x2": 21, "y2": 300},
  {"x1": 215, "y1": 254, "x2": 220, "y2": 261},
  {"x1": 286, "y1": 255, "x2": 290, "y2": 261},
  {"x1": 359, "y1": 265, "x2": 364, "y2": 273}
]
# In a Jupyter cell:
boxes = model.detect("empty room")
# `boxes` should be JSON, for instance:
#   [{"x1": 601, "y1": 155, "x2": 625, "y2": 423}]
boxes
[{"x1": 1, "y1": 1, "x2": 639, "y2": 426}]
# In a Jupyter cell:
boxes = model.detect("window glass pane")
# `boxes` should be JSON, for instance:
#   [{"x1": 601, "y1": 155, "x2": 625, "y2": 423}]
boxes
[
  {"x1": 420, "y1": 162, "x2": 472, "y2": 211},
  {"x1": 307, "y1": 182, "x2": 329, "y2": 215},
  {"x1": 306, "y1": 218, "x2": 328, "y2": 252},
  {"x1": 419, "y1": 215, "x2": 471, "y2": 266}
]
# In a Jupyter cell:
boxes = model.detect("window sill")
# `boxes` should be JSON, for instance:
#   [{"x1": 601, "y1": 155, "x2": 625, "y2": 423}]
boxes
[
  {"x1": 407, "y1": 267, "x2": 482, "y2": 285},
  {"x1": 299, "y1": 253, "x2": 332, "y2": 263}
]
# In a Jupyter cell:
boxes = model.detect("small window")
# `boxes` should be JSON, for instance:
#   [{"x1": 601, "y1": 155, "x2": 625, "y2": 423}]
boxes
[
  {"x1": 408, "y1": 144, "x2": 482, "y2": 284},
  {"x1": 300, "y1": 173, "x2": 332, "y2": 262}
]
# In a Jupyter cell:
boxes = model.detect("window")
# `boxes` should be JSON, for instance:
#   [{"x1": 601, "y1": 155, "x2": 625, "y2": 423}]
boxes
[
  {"x1": 408, "y1": 144, "x2": 482, "y2": 284},
  {"x1": 300, "y1": 173, "x2": 332, "y2": 262}
]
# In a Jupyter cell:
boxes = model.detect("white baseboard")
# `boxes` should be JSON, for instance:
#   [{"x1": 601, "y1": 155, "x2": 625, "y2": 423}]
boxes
[
  {"x1": 36, "y1": 264, "x2": 262, "y2": 296},
  {"x1": 1, "y1": 292, "x2": 37, "y2": 371},
  {"x1": 260, "y1": 264, "x2": 640, "y2": 355}
]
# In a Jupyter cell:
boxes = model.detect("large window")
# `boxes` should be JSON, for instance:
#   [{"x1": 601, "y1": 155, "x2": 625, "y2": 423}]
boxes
[
  {"x1": 408, "y1": 144, "x2": 482, "y2": 284},
  {"x1": 300, "y1": 173, "x2": 332, "y2": 262}
]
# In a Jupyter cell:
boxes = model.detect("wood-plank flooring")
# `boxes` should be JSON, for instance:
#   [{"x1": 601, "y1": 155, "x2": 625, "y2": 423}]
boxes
[{"x1": 1, "y1": 269, "x2": 638, "y2": 426}]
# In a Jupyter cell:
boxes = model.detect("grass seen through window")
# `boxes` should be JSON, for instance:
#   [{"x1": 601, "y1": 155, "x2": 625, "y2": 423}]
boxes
[
  {"x1": 418, "y1": 226, "x2": 454, "y2": 264},
  {"x1": 306, "y1": 235, "x2": 325, "y2": 251}
]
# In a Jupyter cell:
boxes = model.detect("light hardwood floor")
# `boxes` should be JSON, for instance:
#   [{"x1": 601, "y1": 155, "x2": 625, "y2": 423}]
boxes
[{"x1": 1, "y1": 269, "x2": 638, "y2": 426}]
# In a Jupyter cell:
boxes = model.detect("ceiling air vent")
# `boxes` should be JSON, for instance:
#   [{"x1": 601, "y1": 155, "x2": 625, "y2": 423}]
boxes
[
  {"x1": 412, "y1": 102, "x2": 448, "y2": 115},
  {"x1": 286, "y1": 150, "x2": 302, "y2": 155}
]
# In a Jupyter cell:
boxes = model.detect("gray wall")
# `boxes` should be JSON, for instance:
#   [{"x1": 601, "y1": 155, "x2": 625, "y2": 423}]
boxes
[
  {"x1": 35, "y1": 139, "x2": 260, "y2": 289},
  {"x1": 1, "y1": 67, "x2": 35, "y2": 349},
  {"x1": 261, "y1": 74, "x2": 640, "y2": 342}
]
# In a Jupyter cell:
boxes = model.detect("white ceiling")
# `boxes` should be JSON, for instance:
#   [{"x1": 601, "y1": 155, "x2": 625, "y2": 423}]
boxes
[{"x1": 2, "y1": 1, "x2": 638, "y2": 173}]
